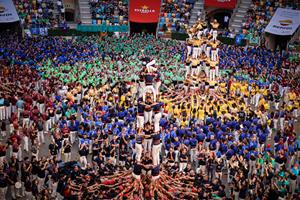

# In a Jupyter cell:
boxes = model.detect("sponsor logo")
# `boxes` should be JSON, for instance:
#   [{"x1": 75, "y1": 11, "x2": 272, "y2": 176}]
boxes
[
  {"x1": 278, "y1": 19, "x2": 292, "y2": 26},
  {"x1": 134, "y1": 5, "x2": 155, "y2": 14},
  {"x1": 0, "y1": 4, "x2": 5, "y2": 13}
]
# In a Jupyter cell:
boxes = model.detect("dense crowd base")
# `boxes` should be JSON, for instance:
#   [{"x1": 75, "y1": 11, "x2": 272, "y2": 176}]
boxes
[{"x1": 0, "y1": 32, "x2": 299, "y2": 199}]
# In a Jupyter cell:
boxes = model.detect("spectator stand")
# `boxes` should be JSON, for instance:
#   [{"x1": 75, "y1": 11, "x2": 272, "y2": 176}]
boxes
[
  {"x1": 14, "y1": 0, "x2": 67, "y2": 32},
  {"x1": 89, "y1": 0, "x2": 129, "y2": 27},
  {"x1": 241, "y1": 0, "x2": 299, "y2": 46},
  {"x1": 157, "y1": 0, "x2": 196, "y2": 37}
]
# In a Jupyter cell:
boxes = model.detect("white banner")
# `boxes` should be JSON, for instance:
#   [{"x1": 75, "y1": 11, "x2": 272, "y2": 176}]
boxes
[
  {"x1": 265, "y1": 8, "x2": 300, "y2": 36},
  {"x1": 0, "y1": 0, "x2": 19, "y2": 23}
]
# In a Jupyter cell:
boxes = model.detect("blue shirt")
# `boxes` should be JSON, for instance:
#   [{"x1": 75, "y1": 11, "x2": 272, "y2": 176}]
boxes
[
  {"x1": 152, "y1": 102, "x2": 163, "y2": 112},
  {"x1": 291, "y1": 168, "x2": 299, "y2": 176},
  {"x1": 189, "y1": 138, "x2": 197, "y2": 148},
  {"x1": 16, "y1": 99, "x2": 24, "y2": 108}
]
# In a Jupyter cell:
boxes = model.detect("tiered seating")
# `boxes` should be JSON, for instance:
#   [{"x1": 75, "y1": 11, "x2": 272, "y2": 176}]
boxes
[
  {"x1": 90, "y1": 0, "x2": 128, "y2": 25},
  {"x1": 243, "y1": 0, "x2": 299, "y2": 35},
  {"x1": 14, "y1": 0, "x2": 65, "y2": 28},
  {"x1": 158, "y1": 0, "x2": 195, "y2": 33}
]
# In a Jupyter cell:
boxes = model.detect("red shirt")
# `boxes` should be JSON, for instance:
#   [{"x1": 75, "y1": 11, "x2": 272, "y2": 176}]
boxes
[
  {"x1": 61, "y1": 127, "x2": 70, "y2": 136},
  {"x1": 23, "y1": 110, "x2": 30, "y2": 118},
  {"x1": 10, "y1": 113, "x2": 18, "y2": 124},
  {"x1": 102, "y1": 180, "x2": 115, "y2": 185},
  {"x1": 24, "y1": 95, "x2": 33, "y2": 104},
  {"x1": 38, "y1": 95, "x2": 45, "y2": 104}
]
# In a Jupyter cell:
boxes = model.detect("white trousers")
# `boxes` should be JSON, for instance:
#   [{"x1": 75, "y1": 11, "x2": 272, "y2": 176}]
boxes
[
  {"x1": 275, "y1": 102, "x2": 280, "y2": 110},
  {"x1": 273, "y1": 119, "x2": 278, "y2": 130},
  {"x1": 179, "y1": 162, "x2": 187, "y2": 172},
  {"x1": 197, "y1": 65, "x2": 202, "y2": 75},
  {"x1": 12, "y1": 105, "x2": 16, "y2": 113},
  {"x1": 50, "y1": 117, "x2": 55, "y2": 128},
  {"x1": 211, "y1": 50, "x2": 217, "y2": 61},
  {"x1": 144, "y1": 111, "x2": 153, "y2": 124},
  {"x1": 137, "y1": 115, "x2": 145, "y2": 129},
  {"x1": 185, "y1": 65, "x2": 190, "y2": 77},
  {"x1": 254, "y1": 93, "x2": 261, "y2": 107},
  {"x1": 191, "y1": 67, "x2": 197, "y2": 76},
  {"x1": 70, "y1": 131, "x2": 76, "y2": 144},
  {"x1": 51, "y1": 182, "x2": 58, "y2": 197},
  {"x1": 38, "y1": 131, "x2": 45, "y2": 144},
  {"x1": 55, "y1": 113, "x2": 62, "y2": 122},
  {"x1": 154, "y1": 113, "x2": 162, "y2": 132},
  {"x1": 17, "y1": 147, "x2": 23, "y2": 161},
  {"x1": 23, "y1": 136, "x2": 29, "y2": 152},
  {"x1": 5, "y1": 105, "x2": 11, "y2": 120},
  {"x1": 38, "y1": 103, "x2": 44, "y2": 113},
  {"x1": 22, "y1": 118, "x2": 30, "y2": 127},
  {"x1": 187, "y1": 46, "x2": 192, "y2": 56},
  {"x1": 38, "y1": 177, "x2": 45, "y2": 192},
  {"x1": 17, "y1": 108, "x2": 23, "y2": 119},
  {"x1": 212, "y1": 30, "x2": 218, "y2": 41},
  {"x1": 139, "y1": 82, "x2": 145, "y2": 98},
  {"x1": 192, "y1": 47, "x2": 200, "y2": 59},
  {"x1": 204, "y1": 66, "x2": 209, "y2": 78},
  {"x1": 280, "y1": 117, "x2": 285, "y2": 131},
  {"x1": 45, "y1": 119, "x2": 51, "y2": 132},
  {"x1": 64, "y1": 152, "x2": 71, "y2": 162},
  {"x1": 135, "y1": 143, "x2": 143, "y2": 162},
  {"x1": 144, "y1": 138, "x2": 153, "y2": 153},
  {"x1": 206, "y1": 46, "x2": 211, "y2": 58},
  {"x1": 154, "y1": 81, "x2": 161, "y2": 94},
  {"x1": 209, "y1": 69, "x2": 216, "y2": 81},
  {"x1": 80, "y1": 156, "x2": 88, "y2": 169},
  {"x1": 198, "y1": 46, "x2": 203, "y2": 56},
  {"x1": 152, "y1": 143, "x2": 161, "y2": 165}
]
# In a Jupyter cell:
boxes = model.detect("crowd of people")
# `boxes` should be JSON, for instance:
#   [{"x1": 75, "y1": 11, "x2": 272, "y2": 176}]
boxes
[
  {"x1": 90, "y1": 0, "x2": 128, "y2": 25},
  {"x1": 14, "y1": 0, "x2": 66, "y2": 29},
  {"x1": 0, "y1": 23, "x2": 299, "y2": 200},
  {"x1": 243, "y1": 0, "x2": 299, "y2": 36},
  {"x1": 159, "y1": 0, "x2": 196, "y2": 33}
]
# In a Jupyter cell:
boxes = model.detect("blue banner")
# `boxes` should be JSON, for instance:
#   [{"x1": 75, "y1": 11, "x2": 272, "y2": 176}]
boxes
[{"x1": 30, "y1": 28, "x2": 48, "y2": 36}]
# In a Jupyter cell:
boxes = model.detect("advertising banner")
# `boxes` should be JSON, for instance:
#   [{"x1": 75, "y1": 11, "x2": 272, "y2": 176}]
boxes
[
  {"x1": 204, "y1": 0, "x2": 237, "y2": 9},
  {"x1": 0, "y1": 0, "x2": 20, "y2": 23},
  {"x1": 129, "y1": 0, "x2": 161, "y2": 23},
  {"x1": 265, "y1": 8, "x2": 300, "y2": 36}
]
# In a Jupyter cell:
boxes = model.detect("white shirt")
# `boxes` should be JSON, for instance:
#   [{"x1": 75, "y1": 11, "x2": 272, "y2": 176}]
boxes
[{"x1": 224, "y1": 16, "x2": 229, "y2": 23}]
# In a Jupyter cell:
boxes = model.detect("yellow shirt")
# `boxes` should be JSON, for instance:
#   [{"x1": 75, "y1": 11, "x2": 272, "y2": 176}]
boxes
[
  {"x1": 288, "y1": 92, "x2": 296, "y2": 101},
  {"x1": 220, "y1": 82, "x2": 226, "y2": 93},
  {"x1": 264, "y1": 103, "x2": 270, "y2": 110},
  {"x1": 244, "y1": 90, "x2": 250, "y2": 97},
  {"x1": 180, "y1": 120, "x2": 189, "y2": 127},
  {"x1": 220, "y1": 104, "x2": 227, "y2": 114},
  {"x1": 261, "y1": 89, "x2": 267, "y2": 96},
  {"x1": 198, "y1": 109, "x2": 205, "y2": 120},
  {"x1": 191, "y1": 59, "x2": 199, "y2": 67},
  {"x1": 240, "y1": 84, "x2": 247, "y2": 94},
  {"x1": 173, "y1": 107, "x2": 180, "y2": 118},
  {"x1": 162, "y1": 99, "x2": 172, "y2": 114}
]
